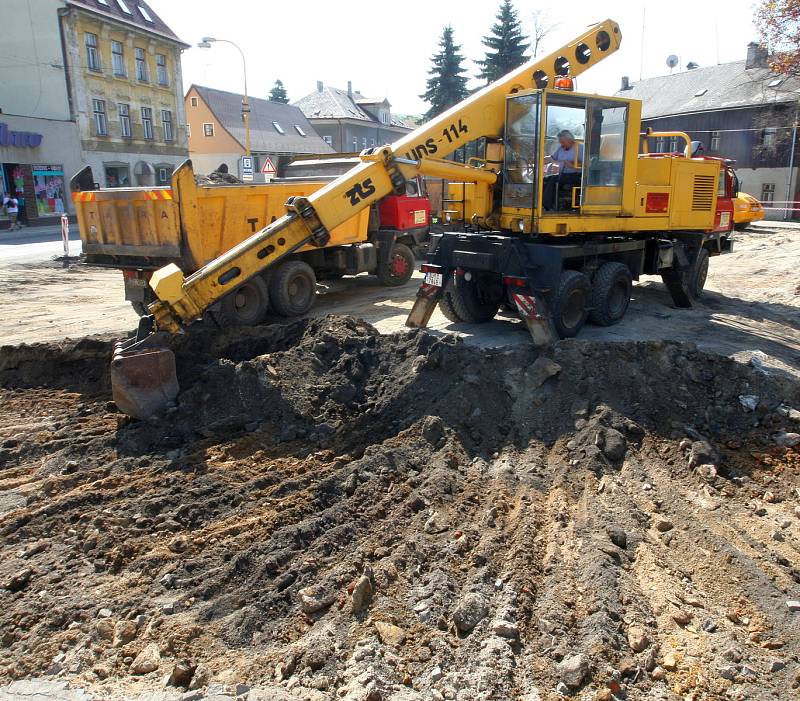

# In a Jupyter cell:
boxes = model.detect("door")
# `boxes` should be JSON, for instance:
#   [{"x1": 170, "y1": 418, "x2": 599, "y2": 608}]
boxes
[{"x1": 580, "y1": 98, "x2": 628, "y2": 212}]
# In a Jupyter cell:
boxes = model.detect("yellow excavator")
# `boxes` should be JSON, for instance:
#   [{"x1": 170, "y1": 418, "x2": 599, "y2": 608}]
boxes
[{"x1": 112, "y1": 18, "x2": 735, "y2": 418}]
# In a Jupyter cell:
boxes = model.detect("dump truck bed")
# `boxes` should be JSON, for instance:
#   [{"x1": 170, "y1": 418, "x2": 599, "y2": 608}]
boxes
[{"x1": 73, "y1": 160, "x2": 369, "y2": 272}]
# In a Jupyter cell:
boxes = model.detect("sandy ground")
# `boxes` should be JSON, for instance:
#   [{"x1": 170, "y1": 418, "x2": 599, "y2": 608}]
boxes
[{"x1": 0, "y1": 225, "x2": 797, "y2": 377}]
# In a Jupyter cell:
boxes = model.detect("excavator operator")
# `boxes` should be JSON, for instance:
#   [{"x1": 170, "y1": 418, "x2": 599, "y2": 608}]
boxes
[{"x1": 543, "y1": 130, "x2": 583, "y2": 211}]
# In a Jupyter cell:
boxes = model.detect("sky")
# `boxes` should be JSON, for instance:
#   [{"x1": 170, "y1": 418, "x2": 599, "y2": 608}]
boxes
[{"x1": 155, "y1": 0, "x2": 761, "y2": 116}]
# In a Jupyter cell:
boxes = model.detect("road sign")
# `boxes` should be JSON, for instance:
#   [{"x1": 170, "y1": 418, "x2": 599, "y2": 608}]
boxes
[
  {"x1": 240, "y1": 155, "x2": 254, "y2": 182},
  {"x1": 261, "y1": 156, "x2": 276, "y2": 175}
]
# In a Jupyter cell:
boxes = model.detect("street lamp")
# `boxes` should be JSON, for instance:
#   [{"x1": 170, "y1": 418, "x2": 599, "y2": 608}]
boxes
[{"x1": 197, "y1": 36, "x2": 251, "y2": 155}]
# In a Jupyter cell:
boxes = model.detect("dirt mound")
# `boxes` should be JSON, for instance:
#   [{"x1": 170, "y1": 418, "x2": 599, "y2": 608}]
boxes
[{"x1": 1, "y1": 316, "x2": 799, "y2": 700}]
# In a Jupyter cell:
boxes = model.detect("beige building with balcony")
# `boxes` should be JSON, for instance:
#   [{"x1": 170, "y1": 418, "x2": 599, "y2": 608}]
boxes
[{"x1": 60, "y1": 0, "x2": 189, "y2": 187}]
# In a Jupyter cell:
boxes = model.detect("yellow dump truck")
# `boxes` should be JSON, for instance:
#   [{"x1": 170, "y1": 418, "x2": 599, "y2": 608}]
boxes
[{"x1": 71, "y1": 160, "x2": 430, "y2": 324}]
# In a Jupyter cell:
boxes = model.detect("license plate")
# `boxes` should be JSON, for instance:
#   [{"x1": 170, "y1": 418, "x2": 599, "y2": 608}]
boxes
[{"x1": 424, "y1": 272, "x2": 443, "y2": 287}]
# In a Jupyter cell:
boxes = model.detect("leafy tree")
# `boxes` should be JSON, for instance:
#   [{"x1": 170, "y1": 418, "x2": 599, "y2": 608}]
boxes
[
  {"x1": 476, "y1": 0, "x2": 529, "y2": 83},
  {"x1": 269, "y1": 79, "x2": 289, "y2": 103},
  {"x1": 755, "y1": 0, "x2": 800, "y2": 74},
  {"x1": 421, "y1": 25, "x2": 469, "y2": 120}
]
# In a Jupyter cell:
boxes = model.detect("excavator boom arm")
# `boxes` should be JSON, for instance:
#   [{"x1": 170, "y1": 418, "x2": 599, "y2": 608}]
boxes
[{"x1": 148, "y1": 19, "x2": 621, "y2": 333}]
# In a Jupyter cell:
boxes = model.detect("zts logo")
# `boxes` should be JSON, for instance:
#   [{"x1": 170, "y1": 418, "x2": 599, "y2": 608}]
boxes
[{"x1": 345, "y1": 177, "x2": 376, "y2": 206}]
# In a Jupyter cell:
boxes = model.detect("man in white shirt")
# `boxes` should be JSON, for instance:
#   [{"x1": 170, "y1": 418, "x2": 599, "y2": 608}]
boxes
[
  {"x1": 543, "y1": 130, "x2": 584, "y2": 211},
  {"x1": 3, "y1": 194, "x2": 21, "y2": 230}
]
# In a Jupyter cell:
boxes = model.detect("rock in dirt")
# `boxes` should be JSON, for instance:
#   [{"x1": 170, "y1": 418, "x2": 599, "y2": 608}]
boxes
[
  {"x1": 3, "y1": 568, "x2": 33, "y2": 592},
  {"x1": 166, "y1": 659, "x2": 195, "y2": 687},
  {"x1": 453, "y1": 592, "x2": 489, "y2": 633},
  {"x1": 525, "y1": 356, "x2": 561, "y2": 388},
  {"x1": 130, "y1": 643, "x2": 161, "y2": 675},
  {"x1": 627, "y1": 626, "x2": 649, "y2": 652},
  {"x1": 113, "y1": 620, "x2": 137, "y2": 647},
  {"x1": 374, "y1": 621, "x2": 406, "y2": 646},
  {"x1": 558, "y1": 653, "x2": 590, "y2": 689},
  {"x1": 351, "y1": 575, "x2": 373, "y2": 613}
]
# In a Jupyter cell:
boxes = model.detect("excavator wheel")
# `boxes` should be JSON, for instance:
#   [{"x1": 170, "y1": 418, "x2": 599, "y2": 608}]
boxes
[
  {"x1": 269, "y1": 260, "x2": 317, "y2": 317},
  {"x1": 440, "y1": 272, "x2": 500, "y2": 324},
  {"x1": 377, "y1": 243, "x2": 415, "y2": 287},
  {"x1": 216, "y1": 276, "x2": 270, "y2": 326},
  {"x1": 551, "y1": 270, "x2": 591, "y2": 338},
  {"x1": 588, "y1": 262, "x2": 632, "y2": 326}
]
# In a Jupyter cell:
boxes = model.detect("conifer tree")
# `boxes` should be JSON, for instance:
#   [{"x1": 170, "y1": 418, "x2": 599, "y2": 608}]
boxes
[
  {"x1": 476, "y1": 0, "x2": 529, "y2": 83},
  {"x1": 269, "y1": 79, "x2": 289, "y2": 103},
  {"x1": 420, "y1": 26, "x2": 470, "y2": 120}
]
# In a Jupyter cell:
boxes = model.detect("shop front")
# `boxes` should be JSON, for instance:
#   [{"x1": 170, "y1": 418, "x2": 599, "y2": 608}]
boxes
[{"x1": 0, "y1": 116, "x2": 81, "y2": 230}]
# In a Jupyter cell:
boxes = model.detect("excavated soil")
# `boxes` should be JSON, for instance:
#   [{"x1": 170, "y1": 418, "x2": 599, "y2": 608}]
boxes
[{"x1": 0, "y1": 316, "x2": 799, "y2": 701}]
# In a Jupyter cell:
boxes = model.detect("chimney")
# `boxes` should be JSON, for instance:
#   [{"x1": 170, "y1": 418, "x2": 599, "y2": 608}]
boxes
[
  {"x1": 316, "y1": 81, "x2": 323, "y2": 93},
  {"x1": 746, "y1": 42, "x2": 769, "y2": 69},
  {"x1": 347, "y1": 80, "x2": 352, "y2": 97},
  {"x1": 620, "y1": 76, "x2": 630, "y2": 91}
]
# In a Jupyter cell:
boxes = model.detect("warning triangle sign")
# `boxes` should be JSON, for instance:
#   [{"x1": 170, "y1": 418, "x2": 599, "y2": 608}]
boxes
[{"x1": 261, "y1": 157, "x2": 276, "y2": 175}]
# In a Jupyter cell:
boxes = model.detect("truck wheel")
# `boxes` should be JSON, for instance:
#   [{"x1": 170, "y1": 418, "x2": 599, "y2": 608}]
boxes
[
  {"x1": 686, "y1": 248, "x2": 709, "y2": 299},
  {"x1": 377, "y1": 242, "x2": 415, "y2": 286},
  {"x1": 269, "y1": 260, "x2": 317, "y2": 316},
  {"x1": 441, "y1": 273, "x2": 500, "y2": 324},
  {"x1": 552, "y1": 270, "x2": 591, "y2": 338},
  {"x1": 439, "y1": 281, "x2": 463, "y2": 323},
  {"x1": 217, "y1": 276, "x2": 270, "y2": 326},
  {"x1": 589, "y1": 262, "x2": 632, "y2": 326}
]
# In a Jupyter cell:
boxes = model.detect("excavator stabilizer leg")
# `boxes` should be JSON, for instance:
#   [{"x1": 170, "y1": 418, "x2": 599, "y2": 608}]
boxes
[
  {"x1": 405, "y1": 272, "x2": 446, "y2": 329},
  {"x1": 511, "y1": 290, "x2": 558, "y2": 346},
  {"x1": 110, "y1": 317, "x2": 179, "y2": 419}
]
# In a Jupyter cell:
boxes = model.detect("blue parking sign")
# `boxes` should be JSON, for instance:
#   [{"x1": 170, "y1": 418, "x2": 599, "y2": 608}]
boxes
[{"x1": 241, "y1": 155, "x2": 254, "y2": 182}]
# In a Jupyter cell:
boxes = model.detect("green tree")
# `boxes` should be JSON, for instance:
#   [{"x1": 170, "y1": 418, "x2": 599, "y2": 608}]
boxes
[
  {"x1": 476, "y1": 0, "x2": 529, "y2": 83},
  {"x1": 269, "y1": 79, "x2": 289, "y2": 103},
  {"x1": 421, "y1": 25, "x2": 470, "y2": 120}
]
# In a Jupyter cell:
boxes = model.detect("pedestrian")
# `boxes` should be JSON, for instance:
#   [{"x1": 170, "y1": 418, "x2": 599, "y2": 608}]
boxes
[{"x1": 3, "y1": 193, "x2": 21, "y2": 231}]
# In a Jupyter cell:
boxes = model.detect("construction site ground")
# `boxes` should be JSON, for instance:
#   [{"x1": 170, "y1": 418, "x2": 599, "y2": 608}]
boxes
[{"x1": 0, "y1": 223, "x2": 798, "y2": 701}]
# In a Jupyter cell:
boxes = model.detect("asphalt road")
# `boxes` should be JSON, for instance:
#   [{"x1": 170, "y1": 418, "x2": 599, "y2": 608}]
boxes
[{"x1": 0, "y1": 226, "x2": 82, "y2": 264}]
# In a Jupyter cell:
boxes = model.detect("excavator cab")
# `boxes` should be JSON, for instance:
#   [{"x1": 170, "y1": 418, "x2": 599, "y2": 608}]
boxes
[{"x1": 501, "y1": 89, "x2": 638, "y2": 229}]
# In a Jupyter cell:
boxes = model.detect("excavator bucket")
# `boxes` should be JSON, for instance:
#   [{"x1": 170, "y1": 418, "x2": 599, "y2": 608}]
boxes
[{"x1": 110, "y1": 317, "x2": 179, "y2": 420}]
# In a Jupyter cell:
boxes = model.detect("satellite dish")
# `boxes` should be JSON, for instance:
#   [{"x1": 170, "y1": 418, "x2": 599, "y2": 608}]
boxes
[{"x1": 666, "y1": 54, "x2": 679, "y2": 72}]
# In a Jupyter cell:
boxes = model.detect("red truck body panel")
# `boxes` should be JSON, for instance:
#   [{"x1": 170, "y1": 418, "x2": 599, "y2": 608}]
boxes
[{"x1": 379, "y1": 194, "x2": 431, "y2": 231}]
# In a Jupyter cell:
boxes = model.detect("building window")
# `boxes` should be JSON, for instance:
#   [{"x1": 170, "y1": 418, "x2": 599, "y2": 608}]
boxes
[
  {"x1": 362, "y1": 137, "x2": 367, "y2": 150},
  {"x1": 762, "y1": 128, "x2": 777, "y2": 148},
  {"x1": 157, "y1": 167, "x2": 169, "y2": 184},
  {"x1": 186, "y1": 123, "x2": 191, "y2": 137},
  {"x1": 116, "y1": 0, "x2": 132, "y2": 14},
  {"x1": 352, "y1": 137, "x2": 358, "y2": 151},
  {"x1": 156, "y1": 54, "x2": 168, "y2": 86},
  {"x1": 135, "y1": 47, "x2": 148, "y2": 82},
  {"x1": 85, "y1": 33, "x2": 101, "y2": 71},
  {"x1": 761, "y1": 183, "x2": 775, "y2": 203},
  {"x1": 105, "y1": 165, "x2": 130, "y2": 188},
  {"x1": 670, "y1": 136, "x2": 679, "y2": 152},
  {"x1": 294, "y1": 125, "x2": 306, "y2": 136},
  {"x1": 710, "y1": 130, "x2": 721, "y2": 151},
  {"x1": 203, "y1": 122, "x2": 214, "y2": 137},
  {"x1": 92, "y1": 99, "x2": 107, "y2": 136},
  {"x1": 118, "y1": 102, "x2": 131, "y2": 137},
  {"x1": 323, "y1": 135, "x2": 332, "y2": 146},
  {"x1": 161, "y1": 109, "x2": 173, "y2": 141},
  {"x1": 380, "y1": 110, "x2": 390, "y2": 125},
  {"x1": 190, "y1": 96, "x2": 198, "y2": 107},
  {"x1": 141, "y1": 106, "x2": 153, "y2": 139},
  {"x1": 111, "y1": 41, "x2": 126, "y2": 76},
  {"x1": 272, "y1": 121, "x2": 285, "y2": 134}
]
